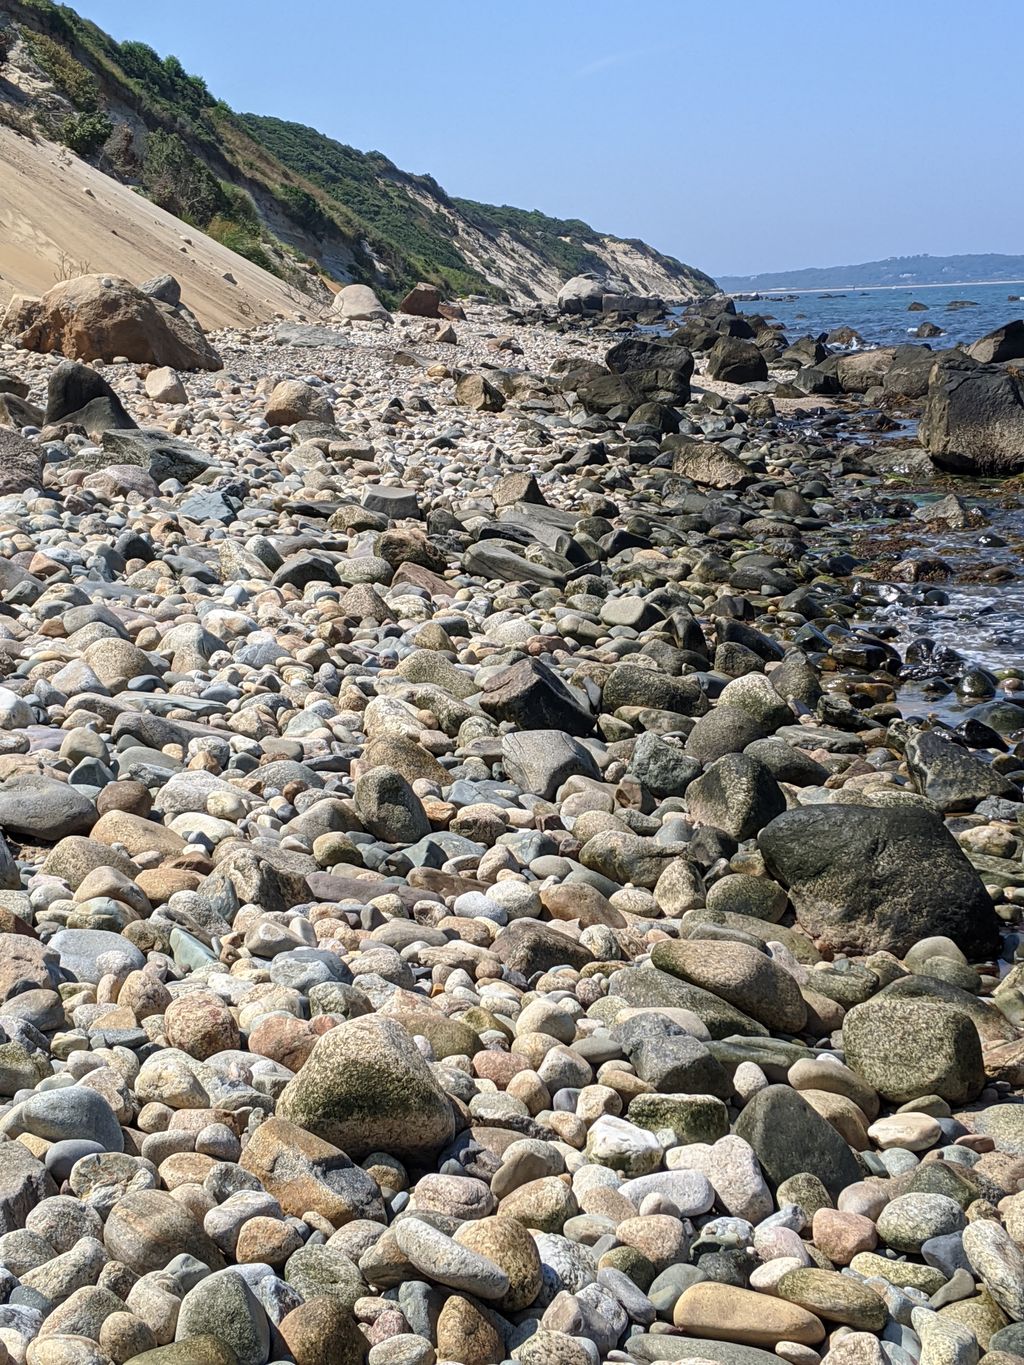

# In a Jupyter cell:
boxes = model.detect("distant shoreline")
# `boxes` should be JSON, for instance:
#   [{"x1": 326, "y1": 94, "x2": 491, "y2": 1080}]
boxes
[{"x1": 726, "y1": 279, "x2": 1024, "y2": 297}]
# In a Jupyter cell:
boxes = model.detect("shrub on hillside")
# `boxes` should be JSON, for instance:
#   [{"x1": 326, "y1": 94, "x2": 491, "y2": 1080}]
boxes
[
  {"x1": 206, "y1": 216, "x2": 281, "y2": 276},
  {"x1": 57, "y1": 109, "x2": 112, "y2": 157},
  {"x1": 219, "y1": 182, "x2": 260, "y2": 229},
  {"x1": 22, "y1": 30, "x2": 99, "y2": 110},
  {"x1": 117, "y1": 40, "x2": 213, "y2": 118},
  {"x1": 277, "y1": 184, "x2": 331, "y2": 237},
  {"x1": 141, "y1": 128, "x2": 226, "y2": 224}
]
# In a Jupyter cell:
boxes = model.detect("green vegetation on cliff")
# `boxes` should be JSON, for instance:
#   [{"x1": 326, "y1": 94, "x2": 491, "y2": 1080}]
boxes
[{"x1": 3, "y1": 0, "x2": 716, "y2": 303}]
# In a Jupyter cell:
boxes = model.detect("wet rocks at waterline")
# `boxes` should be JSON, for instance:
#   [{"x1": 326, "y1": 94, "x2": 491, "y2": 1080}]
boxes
[{"x1": 0, "y1": 279, "x2": 1019, "y2": 1365}]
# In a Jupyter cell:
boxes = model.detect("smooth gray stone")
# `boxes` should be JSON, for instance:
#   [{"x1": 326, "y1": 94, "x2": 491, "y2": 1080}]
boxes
[
  {"x1": 1, "y1": 1087, "x2": 123, "y2": 1153},
  {"x1": 48, "y1": 929, "x2": 144, "y2": 984}
]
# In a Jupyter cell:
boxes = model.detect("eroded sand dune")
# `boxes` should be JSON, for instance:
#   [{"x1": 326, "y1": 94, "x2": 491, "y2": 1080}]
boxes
[{"x1": 0, "y1": 125, "x2": 308, "y2": 329}]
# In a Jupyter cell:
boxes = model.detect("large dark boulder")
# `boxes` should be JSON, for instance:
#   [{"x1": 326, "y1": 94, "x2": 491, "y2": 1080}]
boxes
[
  {"x1": 480, "y1": 658, "x2": 593, "y2": 735},
  {"x1": 45, "y1": 361, "x2": 136, "y2": 438},
  {"x1": 920, "y1": 353, "x2": 1024, "y2": 474},
  {"x1": 826, "y1": 326, "x2": 864, "y2": 346},
  {"x1": 733, "y1": 1085, "x2": 863, "y2": 1199},
  {"x1": 795, "y1": 365, "x2": 841, "y2": 396},
  {"x1": 578, "y1": 344, "x2": 694, "y2": 415},
  {"x1": 706, "y1": 336, "x2": 768, "y2": 384},
  {"x1": 573, "y1": 370, "x2": 640, "y2": 416},
  {"x1": 713, "y1": 314, "x2": 756, "y2": 339},
  {"x1": 492, "y1": 919, "x2": 594, "y2": 976},
  {"x1": 778, "y1": 336, "x2": 827, "y2": 370},
  {"x1": 630, "y1": 400, "x2": 680, "y2": 432},
  {"x1": 398, "y1": 283, "x2": 441, "y2": 318},
  {"x1": 602, "y1": 663, "x2": 708, "y2": 717},
  {"x1": 967, "y1": 319, "x2": 1024, "y2": 364},
  {"x1": 685, "y1": 754, "x2": 786, "y2": 841},
  {"x1": 139, "y1": 274, "x2": 182, "y2": 305},
  {"x1": 633, "y1": 356, "x2": 693, "y2": 405},
  {"x1": 757, "y1": 801, "x2": 1000, "y2": 958},
  {"x1": 685, "y1": 706, "x2": 774, "y2": 764},
  {"x1": 755, "y1": 330, "x2": 788, "y2": 362},
  {"x1": 605, "y1": 337, "x2": 675, "y2": 374},
  {"x1": 670, "y1": 319, "x2": 719, "y2": 352}
]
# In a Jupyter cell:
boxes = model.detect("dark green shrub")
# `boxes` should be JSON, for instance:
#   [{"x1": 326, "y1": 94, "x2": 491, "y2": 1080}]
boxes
[
  {"x1": 219, "y1": 181, "x2": 260, "y2": 229},
  {"x1": 277, "y1": 184, "x2": 331, "y2": 237},
  {"x1": 23, "y1": 30, "x2": 99, "y2": 109},
  {"x1": 57, "y1": 109, "x2": 111, "y2": 157},
  {"x1": 206, "y1": 216, "x2": 279, "y2": 275},
  {"x1": 141, "y1": 128, "x2": 226, "y2": 224},
  {"x1": 116, "y1": 41, "x2": 212, "y2": 117}
]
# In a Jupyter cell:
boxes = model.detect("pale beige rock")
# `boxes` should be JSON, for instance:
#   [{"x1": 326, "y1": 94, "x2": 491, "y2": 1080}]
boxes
[
  {"x1": 331, "y1": 284, "x2": 391, "y2": 323},
  {"x1": 673, "y1": 1282, "x2": 826, "y2": 1346},
  {"x1": 867, "y1": 1113, "x2": 942, "y2": 1151},
  {"x1": 144, "y1": 367, "x2": 187, "y2": 404}
]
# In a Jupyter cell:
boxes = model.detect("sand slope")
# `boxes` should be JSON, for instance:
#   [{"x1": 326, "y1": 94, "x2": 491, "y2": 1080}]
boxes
[{"x1": 0, "y1": 125, "x2": 308, "y2": 330}]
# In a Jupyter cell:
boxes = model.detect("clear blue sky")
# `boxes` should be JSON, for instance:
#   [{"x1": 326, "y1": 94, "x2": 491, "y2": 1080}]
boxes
[{"x1": 75, "y1": 0, "x2": 1023, "y2": 279}]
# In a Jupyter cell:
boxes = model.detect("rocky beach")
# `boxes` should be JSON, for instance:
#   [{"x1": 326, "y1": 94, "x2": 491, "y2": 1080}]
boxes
[{"x1": 0, "y1": 264, "x2": 1021, "y2": 1365}]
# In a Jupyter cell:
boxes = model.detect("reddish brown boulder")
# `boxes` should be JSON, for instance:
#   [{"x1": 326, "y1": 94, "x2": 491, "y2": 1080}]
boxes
[
  {"x1": 240, "y1": 1115, "x2": 379, "y2": 1225},
  {"x1": 398, "y1": 282, "x2": 441, "y2": 317},
  {"x1": 163, "y1": 991, "x2": 239, "y2": 1060},
  {"x1": 248, "y1": 1015, "x2": 324, "y2": 1071},
  {"x1": 6, "y1": 274, "x2": 221, "y2": 370}
]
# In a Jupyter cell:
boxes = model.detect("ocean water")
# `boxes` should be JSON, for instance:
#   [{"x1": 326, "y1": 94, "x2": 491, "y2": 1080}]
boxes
[
  {"x1": 711, "y1": 284, "x2": 1024, "y2": 712},
  {"x1": 662, "y1": 279, "x2": 1024, "y2": 705},
  {"x1": 728, "y1": 280, "x2": 1024, "y2": 350},
  {"x1": 848, "y1": 496, "x2": 1024, "y2": 724}
]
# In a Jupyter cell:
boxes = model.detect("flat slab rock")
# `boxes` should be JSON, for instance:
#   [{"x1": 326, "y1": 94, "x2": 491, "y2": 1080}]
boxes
[{"x1": 361, "y1": 485, "x2": 421, "y2": 518}]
